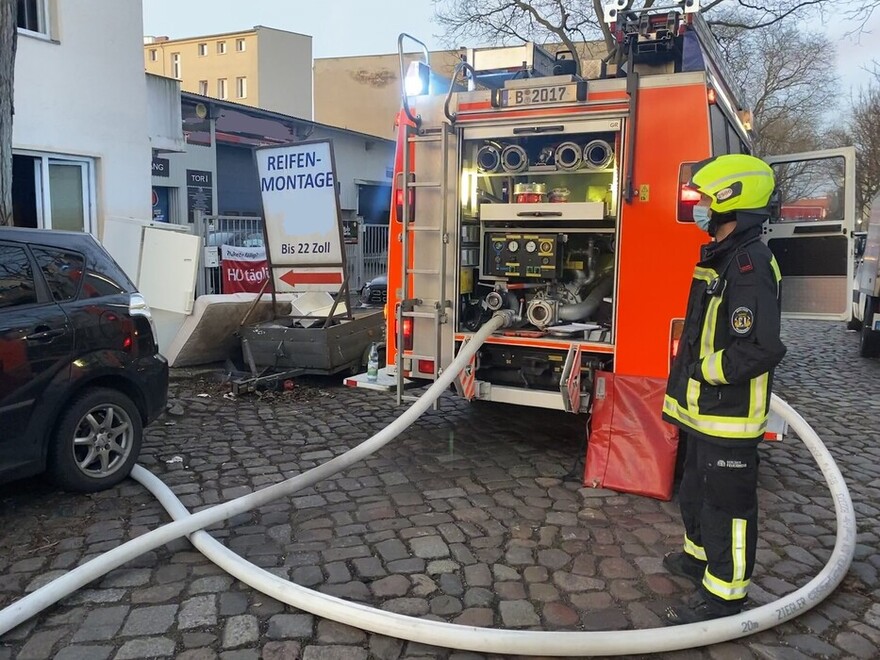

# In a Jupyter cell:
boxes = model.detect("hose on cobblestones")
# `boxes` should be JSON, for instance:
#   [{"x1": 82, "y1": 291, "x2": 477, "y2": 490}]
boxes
[
  {"x1": 0, "y1": 309, "x2": 856, "y2": 654},
  {"x1": 131, "y1": 395, "x2": 857, "y2": 656}
]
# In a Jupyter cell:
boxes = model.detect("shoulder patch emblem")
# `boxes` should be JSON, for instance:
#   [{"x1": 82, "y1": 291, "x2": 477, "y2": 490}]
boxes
[{"x1": 731, "y1": 306, "x2": 754, "y2": 335}]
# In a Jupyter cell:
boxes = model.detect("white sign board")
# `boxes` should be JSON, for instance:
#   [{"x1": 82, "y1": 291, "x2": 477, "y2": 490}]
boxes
[{"x1": 255, "y1": 140, "x2": 346, "y2": 292}]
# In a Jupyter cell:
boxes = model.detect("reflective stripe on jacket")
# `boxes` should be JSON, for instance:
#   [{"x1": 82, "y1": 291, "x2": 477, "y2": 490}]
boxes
[{"x1": 663, "y1": 225, "x2": 787, "y2": 446}]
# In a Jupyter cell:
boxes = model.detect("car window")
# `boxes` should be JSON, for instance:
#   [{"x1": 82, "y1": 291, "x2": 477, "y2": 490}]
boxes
[
  {"x1": 32, "y1": 247, "x2": 85, "y2": 302},
  {"x1": 0, "y1": 245, "x2": 38, "y2": 309},
  {"x1": 79, "y1": 268, "x2": 129, "y2": 299}
]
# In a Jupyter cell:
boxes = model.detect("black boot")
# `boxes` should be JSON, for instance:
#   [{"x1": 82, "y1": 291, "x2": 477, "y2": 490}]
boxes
[
  {"x1": 662, "y1": 551, "x2": 706, "y2": 587},
  {"x1": 664, "y1": 595, "x2": 742, "y2": 626}
]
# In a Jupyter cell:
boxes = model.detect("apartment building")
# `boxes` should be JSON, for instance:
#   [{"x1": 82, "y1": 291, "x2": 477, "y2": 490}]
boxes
[
  {"x1": 13, "y1": 0, "x2": 160, "y2": 236},
  {"x1": 144, "y1": 26, "x2": 313, "y2": 119}
]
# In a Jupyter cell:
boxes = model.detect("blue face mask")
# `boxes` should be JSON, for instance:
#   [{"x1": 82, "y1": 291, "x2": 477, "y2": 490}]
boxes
[{"x1": 693, "y1": 205, "x2": 711, "y2": 231}]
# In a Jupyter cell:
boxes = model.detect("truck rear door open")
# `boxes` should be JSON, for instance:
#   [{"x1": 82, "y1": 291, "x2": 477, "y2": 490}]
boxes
[{"x1": 764, "y1": 147, "x2": 856, "y2": 321}]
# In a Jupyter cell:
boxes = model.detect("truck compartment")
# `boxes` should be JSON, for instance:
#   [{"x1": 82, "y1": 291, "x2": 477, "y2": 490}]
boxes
[{"x1": 455, "y1": 122, "x2": 622, "y2": 391}]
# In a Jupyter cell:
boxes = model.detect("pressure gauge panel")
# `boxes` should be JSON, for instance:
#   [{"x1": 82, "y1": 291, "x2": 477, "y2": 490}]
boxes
[{"x1": 482, "y1": 232, "x2": 562, "y2": 279}]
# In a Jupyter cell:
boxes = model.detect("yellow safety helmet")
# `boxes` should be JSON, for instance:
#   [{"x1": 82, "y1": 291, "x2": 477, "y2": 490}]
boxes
[{"x1": 689, "y1": 154, "x2": 775, "y2": 214}]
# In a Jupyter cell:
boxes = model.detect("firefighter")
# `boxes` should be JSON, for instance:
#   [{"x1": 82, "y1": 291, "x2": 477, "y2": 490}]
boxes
[{"x1": 661, "y1": 153, "x2": 787, "y2": 625}]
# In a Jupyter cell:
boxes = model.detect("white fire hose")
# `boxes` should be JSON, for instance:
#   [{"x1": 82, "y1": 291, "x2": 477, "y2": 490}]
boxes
[{"x1": 0, "y1": 311, "x2": 856, "y2": 655}]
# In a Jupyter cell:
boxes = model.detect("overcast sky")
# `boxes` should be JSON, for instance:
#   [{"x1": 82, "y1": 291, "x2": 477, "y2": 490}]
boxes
[{"x1": 142, "y1": 0, "x2": 879, "y2": 93}]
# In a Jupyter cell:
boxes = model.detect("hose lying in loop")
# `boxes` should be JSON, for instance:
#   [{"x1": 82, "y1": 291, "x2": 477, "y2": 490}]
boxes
[
  {"x1": 0, "y1": 305, "x2": 857, "y2": 655},
  {"x1": 128, "y1": 396, "x2": 858, "y2": 656}
]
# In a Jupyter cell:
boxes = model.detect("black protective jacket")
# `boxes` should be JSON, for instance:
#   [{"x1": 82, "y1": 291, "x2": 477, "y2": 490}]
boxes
[{"x1": 663, "y1": 213, "x2": 787, "y2": 446}]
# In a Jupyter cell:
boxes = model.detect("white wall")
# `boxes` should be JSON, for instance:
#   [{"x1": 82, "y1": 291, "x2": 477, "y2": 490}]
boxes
[
  {"x1": 153, "y1": 140, "x2": 218, "y2": 226},
  {"x1": 147, "y1": 74, "x2": 185, "y2": 153},
  {"x1": 256, "y1": 26, "x2": 313, "y2": 120},
  {"x1": 14, "y1": 0, "x2": 151, "y2": 235},
  {"x1": 310, "y1": 130, "x2": 394, "y2": 211}
]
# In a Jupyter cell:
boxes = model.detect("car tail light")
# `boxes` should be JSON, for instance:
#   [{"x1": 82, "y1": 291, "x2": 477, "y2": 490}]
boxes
[
  {"x1": 130, "y1": 293, "x2": 158, "y2": 349},
  {"x1": 402, "y1": 317, "x2": 414, "y2": 351},
  {"x1": 670, "y1": 318, "x2": 685, "y2": 368},
  {"x1": 418, "y1": 359, "x2": 435, "y2": 375},
  {"x1": 678, "y1": 163, "x2": 700, "y2": 222}
]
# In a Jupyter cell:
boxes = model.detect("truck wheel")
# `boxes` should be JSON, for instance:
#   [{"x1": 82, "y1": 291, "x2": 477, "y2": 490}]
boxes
[
  {"x1": 859, "y1": 297, "x2": 880, "y2": 358},
  {"x1": 48, "y1": 388, "x2": 143, "y2": 492}
]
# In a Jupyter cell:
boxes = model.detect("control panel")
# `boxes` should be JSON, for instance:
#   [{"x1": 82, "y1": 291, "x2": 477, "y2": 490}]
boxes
[{"x1": 482, "y1": 232, "x2": 563, "y2": 279}]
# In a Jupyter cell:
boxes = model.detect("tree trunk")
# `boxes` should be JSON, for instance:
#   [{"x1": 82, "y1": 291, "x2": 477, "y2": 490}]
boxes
[{"x1": 0, "y1": 0, "x2": 17, "y2": 226}]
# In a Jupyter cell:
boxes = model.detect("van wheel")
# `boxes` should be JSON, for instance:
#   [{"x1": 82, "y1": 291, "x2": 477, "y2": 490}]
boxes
[
  {"x1": 48, "y1": 388, "x2": 143, "y2": 492},
  {"x1": 859, "y1": 297, "x2": 880, "y2": 358}
]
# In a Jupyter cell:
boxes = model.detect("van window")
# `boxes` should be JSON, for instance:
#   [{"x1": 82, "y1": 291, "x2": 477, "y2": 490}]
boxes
[{"x1": 709, "y1": 105, "x2": 728, "y2": 156}]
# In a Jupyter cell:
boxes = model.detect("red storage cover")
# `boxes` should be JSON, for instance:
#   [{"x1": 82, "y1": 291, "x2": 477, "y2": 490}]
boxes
[{"x1": 584, "y1": 371, "x2": 679, "y2": 501}]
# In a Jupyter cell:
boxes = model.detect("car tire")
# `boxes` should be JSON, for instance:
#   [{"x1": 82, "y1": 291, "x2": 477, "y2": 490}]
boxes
[
  {"x1": 859, "y1": 297, "x2": 880, "y2": 358},
  {"x1": 48, "y1": 388, "x2": 143, "y2": 492}
]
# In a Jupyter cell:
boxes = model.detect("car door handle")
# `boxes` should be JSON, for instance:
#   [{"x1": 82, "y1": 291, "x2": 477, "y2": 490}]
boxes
[{"x1": 25, "y1": 326, "x2": 66, "y2": 343}]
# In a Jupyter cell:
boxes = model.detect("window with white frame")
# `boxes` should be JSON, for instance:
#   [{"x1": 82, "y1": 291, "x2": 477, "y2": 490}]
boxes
[
  {"x1": 217, "y1": 41, "x2": 227, "y2": 54},
  {"x1": 11, "y1": 153, "x2": 95, "y2": 234},
  {"x1": 236, "y1": 77, "x2": 247, "y2": 99},
  {"x1": 198, "y1": 80, "x2": 208, "y2": 95},
  {"x1": 171, "y1": 52, "x2": 181, "y2": 79},
  {"x1": 218, "y1": 78, "x2": 228, "y2": 99},
  {"x1": 198, "y1": 42, "x2": 208, "y2": 56},
  {"x1": 236, "y1": 38, "x2": 246, "y2": 52},
  {"x1": 16, "y1": 0, "x2": 49, "y2": 36},
  {"x1": 149, "y1": 49, "x2": 158, "y2": 62}
]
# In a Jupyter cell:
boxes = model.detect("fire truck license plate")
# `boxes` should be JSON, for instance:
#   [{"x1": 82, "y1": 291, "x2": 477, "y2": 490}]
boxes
[{"x1": 496, "y1": 83, "x2": 586, "y2": 108}]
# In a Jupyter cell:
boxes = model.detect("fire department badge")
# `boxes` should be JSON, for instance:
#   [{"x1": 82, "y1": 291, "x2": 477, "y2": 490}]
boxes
[{"x1": 731, "y1": 306, "x2": 754, "y2": 335}]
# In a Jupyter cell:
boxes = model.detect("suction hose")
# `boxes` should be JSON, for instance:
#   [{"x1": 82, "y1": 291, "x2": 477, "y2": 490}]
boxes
[
  {"x1": 558, "y1": 272, "x2": 614, "y2": 322},
  {"x1": 0, "y1": 314, "x2": 506, "y2": 637},
  {"x1": 0, "y1": 327, "x2": 856, "y2": 655}
]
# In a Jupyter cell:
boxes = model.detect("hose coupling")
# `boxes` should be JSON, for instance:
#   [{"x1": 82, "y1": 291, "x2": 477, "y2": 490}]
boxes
[{"x1": 492, "y1": 309, "x2": 521, "y2": 329}]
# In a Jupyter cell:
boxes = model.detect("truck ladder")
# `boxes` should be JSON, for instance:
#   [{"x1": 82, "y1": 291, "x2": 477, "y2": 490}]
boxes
[{"x1": 396, "y1": 122, "x2": 453, "y2": 409}]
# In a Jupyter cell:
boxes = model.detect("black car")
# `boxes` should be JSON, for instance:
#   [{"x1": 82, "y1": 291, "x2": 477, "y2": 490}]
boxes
[
  {"x1": 0, "y1": 228, "x2": 168, "y2": 491},
  {"x1": 359, "y1": 274, "x2": 387, "y2": 306}
]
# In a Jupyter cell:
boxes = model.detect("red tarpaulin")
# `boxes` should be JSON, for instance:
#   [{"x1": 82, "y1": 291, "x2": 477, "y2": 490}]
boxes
[{"x1": 584, "y1": 371, "x2": 680, "y2": 501}]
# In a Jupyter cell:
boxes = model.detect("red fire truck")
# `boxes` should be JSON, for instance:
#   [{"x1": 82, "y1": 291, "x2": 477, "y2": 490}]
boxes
[{"x1": 352, "y1": 0, "x2": 855, "y2": 490}]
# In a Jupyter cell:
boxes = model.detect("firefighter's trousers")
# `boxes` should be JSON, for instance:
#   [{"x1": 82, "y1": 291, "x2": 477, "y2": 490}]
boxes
[{"x1": 678, "y1": 433, "x2": 759, "y2": 611}]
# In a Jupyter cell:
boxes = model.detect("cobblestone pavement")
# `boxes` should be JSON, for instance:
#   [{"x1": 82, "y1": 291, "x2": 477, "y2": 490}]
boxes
[{"x1": 0, "y1": 319, "x2": 878, "y2": 660}]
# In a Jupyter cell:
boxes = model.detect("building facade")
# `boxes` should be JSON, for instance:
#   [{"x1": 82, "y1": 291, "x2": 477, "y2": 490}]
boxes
[
  {"x1": 144, "y1": 27, "x2": 313, "y2": 120},
  {"x1": 13, "y1": 0, "x2": 154, "y2": 236},
  {"x1": 149, "y1": 92, "x2": 394, "y2": 228},
  {"x1": 314, "y1": 42, "x2": 606, "y2": 140}
]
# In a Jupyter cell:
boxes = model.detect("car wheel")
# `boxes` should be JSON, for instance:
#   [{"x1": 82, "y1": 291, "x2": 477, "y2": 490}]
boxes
[
  {"x1": 48, "y1": 388, "x2": 143, "y2": 492},
  {"x1": 859, "y1": 297, "x2": 880, "y2": 358}
]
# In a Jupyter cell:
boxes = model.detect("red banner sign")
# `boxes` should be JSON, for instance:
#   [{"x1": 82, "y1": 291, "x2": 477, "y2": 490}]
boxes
[{"x1": 220, "y1": 245, "x2": 272, "y2": 294}]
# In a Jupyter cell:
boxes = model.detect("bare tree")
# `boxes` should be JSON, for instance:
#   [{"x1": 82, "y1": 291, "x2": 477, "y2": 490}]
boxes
[
  {"x1": 433, "y1": 0, "x2": 879, "y2": 56},
  {"x1": 841, "y1": 77, "x2": 880, "y2": 218},
  {"x1": 0, "y1": 0, "x2": 17, "y2": 226},
  {"x1": 714, "y1": 21, "x2": 838, "y2": 156}
]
